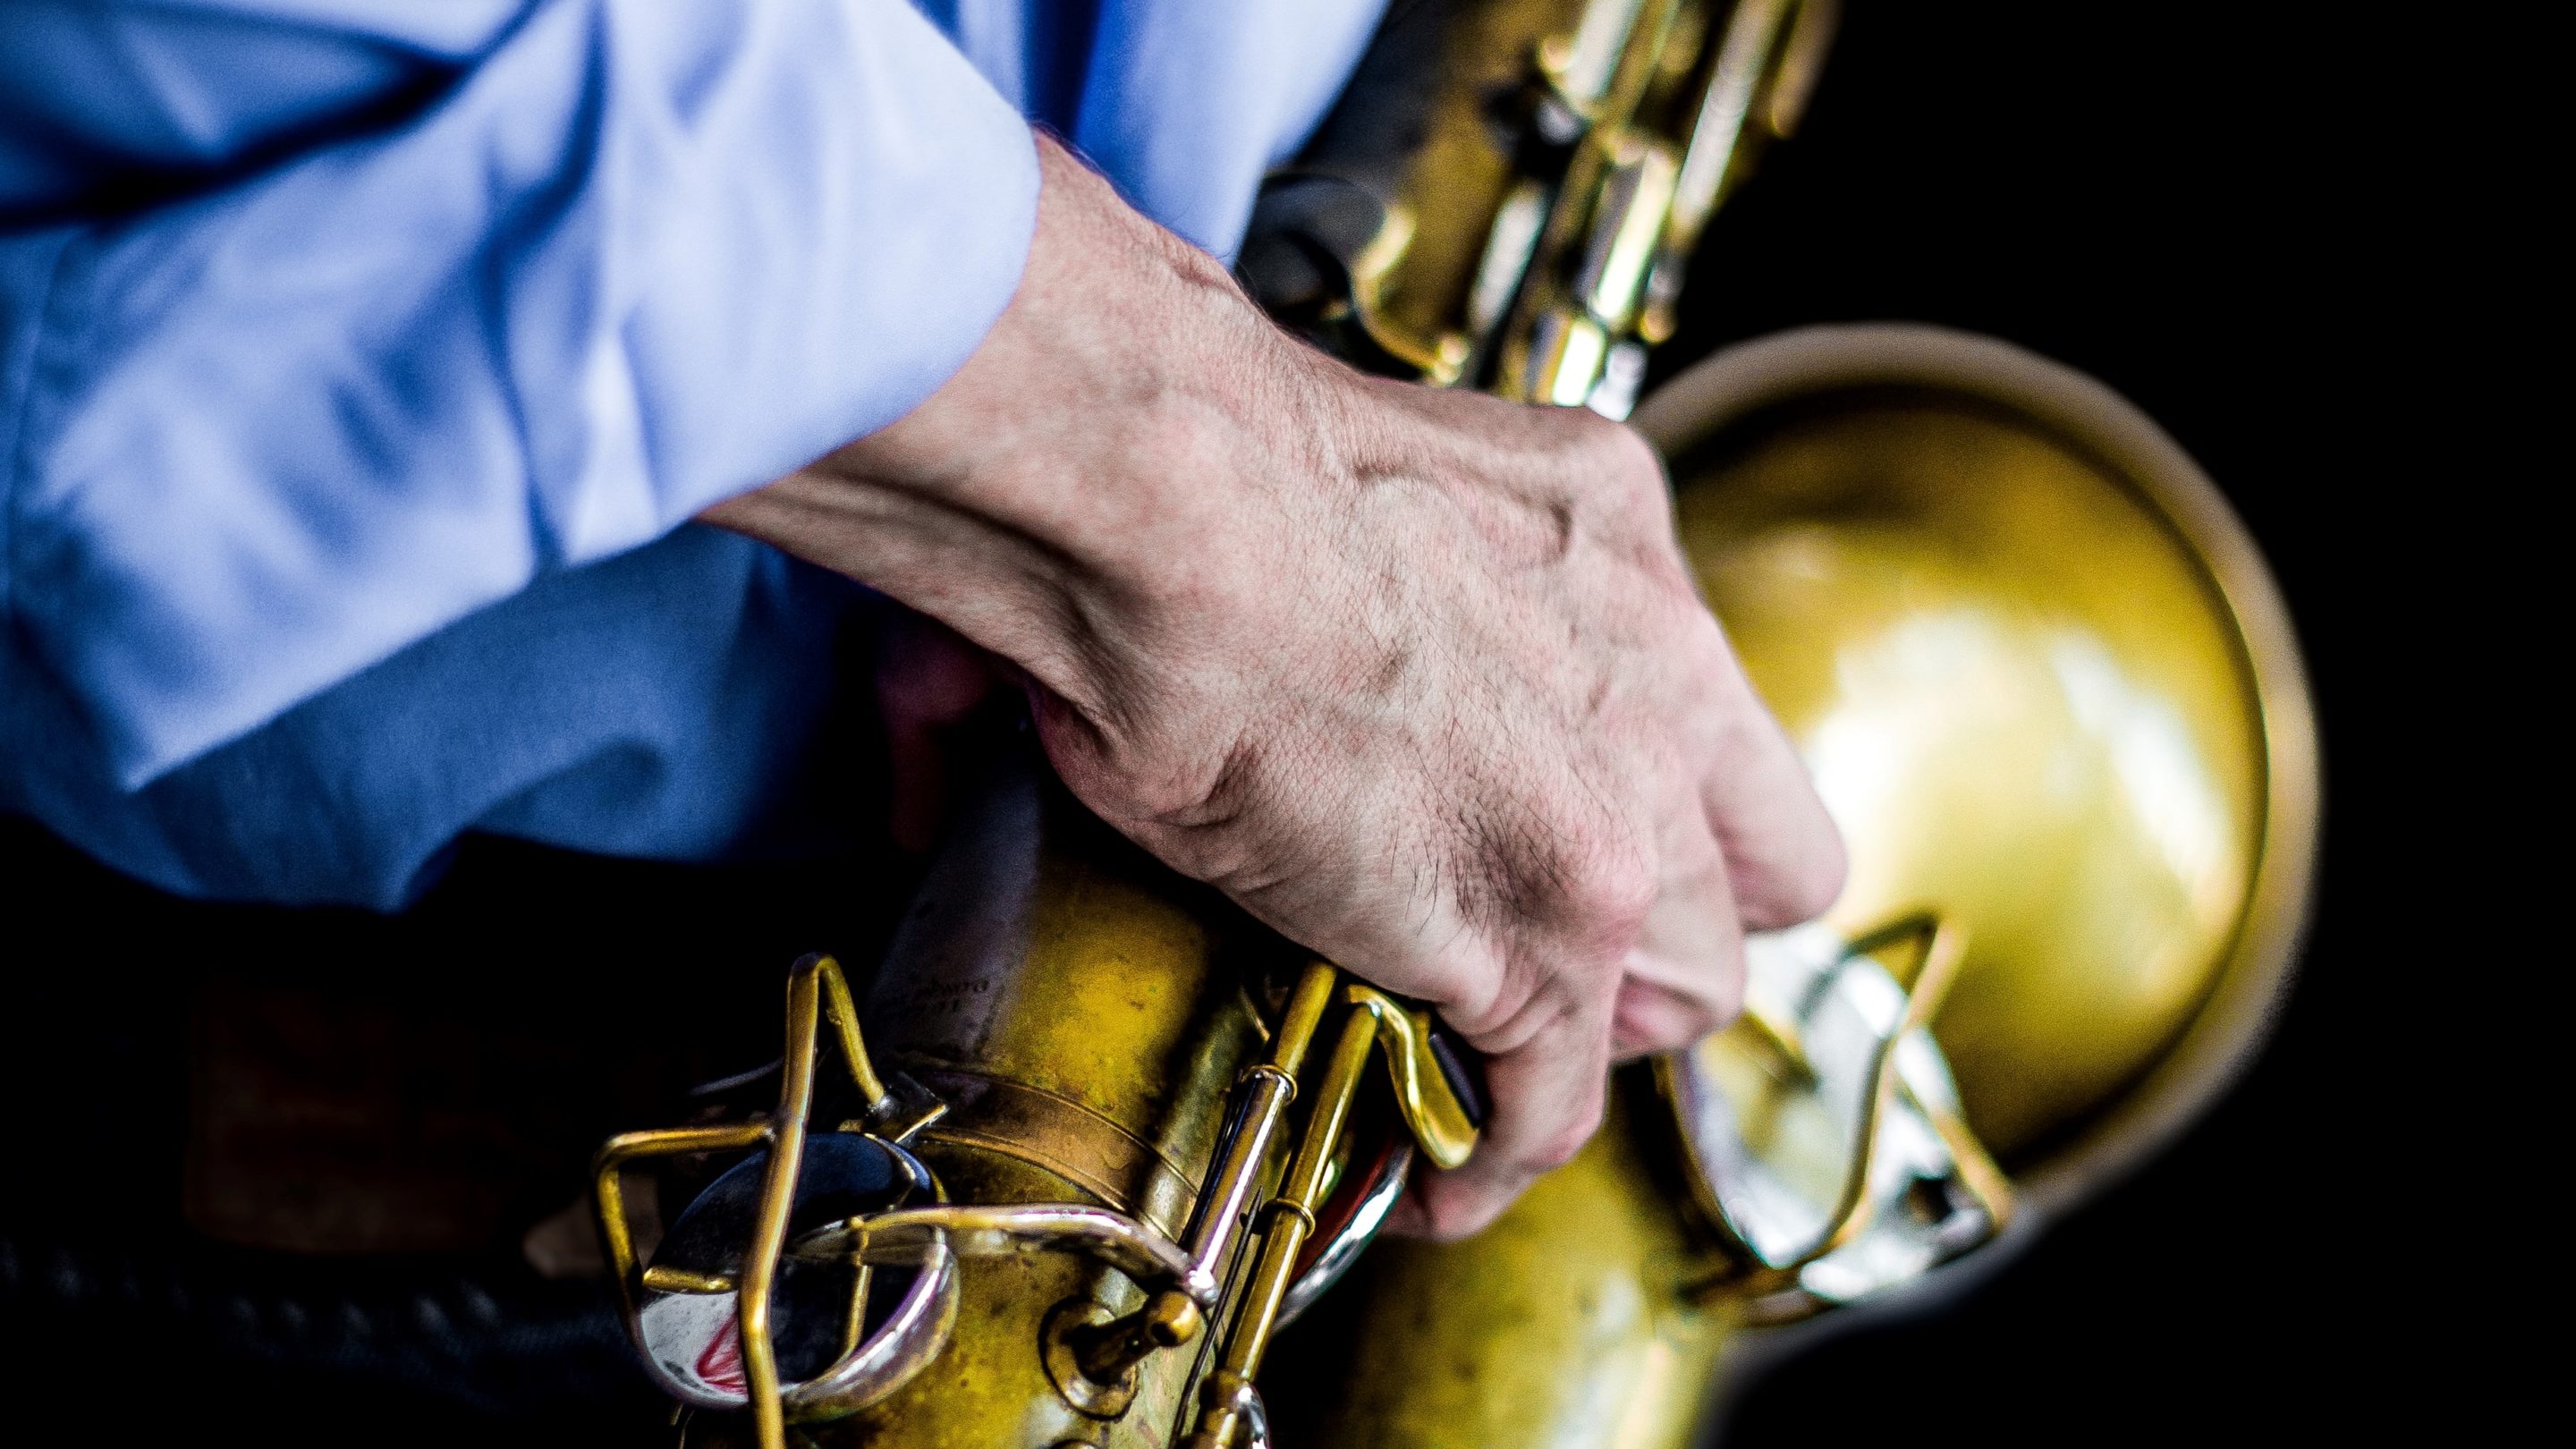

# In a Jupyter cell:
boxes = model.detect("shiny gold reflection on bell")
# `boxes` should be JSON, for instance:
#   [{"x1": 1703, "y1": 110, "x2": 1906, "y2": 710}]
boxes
[{"x1": 1643, "y1": 324, "x2": 2318, "y2": 1182}]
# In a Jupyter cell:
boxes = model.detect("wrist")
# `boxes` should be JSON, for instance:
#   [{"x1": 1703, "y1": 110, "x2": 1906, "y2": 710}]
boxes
[{"x1": 708, "y1": 134, "x2": 1328, "y2": 687}]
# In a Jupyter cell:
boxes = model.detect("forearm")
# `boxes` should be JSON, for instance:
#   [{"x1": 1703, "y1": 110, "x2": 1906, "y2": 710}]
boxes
[{"x1": 705, "y1": 137, "x2": 1318, "y2": 718}]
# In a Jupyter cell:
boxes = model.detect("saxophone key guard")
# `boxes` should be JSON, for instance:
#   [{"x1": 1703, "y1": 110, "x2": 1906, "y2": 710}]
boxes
[{"x1": 635, "y1": 1133, "x2": 958, "y2": 1413}]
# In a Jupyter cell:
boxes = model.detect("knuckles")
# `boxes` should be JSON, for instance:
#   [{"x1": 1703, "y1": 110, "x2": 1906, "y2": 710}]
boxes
[
  {"x1": 1791, "y1": 831, "x2": 1851, "y2": 922},
  {"x1": 1744, "y1": 825, "x2": 1850, "y2": 931},
  {"x1": 1559, "y1": 846, "x2": 1658, "y2": 960},
  {"x1": 1561, "y1": 416, "x2": 1671, "y2": 521},
  {"x1": 1610, "y1": 976, "x2": 1737, "y2": 1059},
  {"x1": 1410, "y1": 1183, "x2": 1509, "y2": 1242}
]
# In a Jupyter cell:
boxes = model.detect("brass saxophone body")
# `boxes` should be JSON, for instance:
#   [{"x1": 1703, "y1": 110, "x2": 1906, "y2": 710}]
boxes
[{"x1": 594, "y1": 4, "x2": 2318, "y2": 1446}]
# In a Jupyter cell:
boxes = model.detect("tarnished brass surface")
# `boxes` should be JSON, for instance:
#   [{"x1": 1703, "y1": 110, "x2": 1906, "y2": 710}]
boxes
[
  {"x1": 1297, "y1": 0, "x2": 1592, "y2": 371},
  {"x1": 865, "y1": 753, "x2": 1271, "y2": 1230},
  {"x1": 835, "y1": 750, "x2": 1271, "y2": 1448},
  {"x1": 1286, "y1": 1080, "x2": 1732, "y2": 1449},
  {"x1": 682, "y1": 1152, "x2": 1187, "y2": 1449},
  {"x1": 603, "y1": 739, "x2": 1281, "y2": 1449},
  {"x1": 902, "y1": 1072, "x2": 1202, "y2": 1242},
  {"x1": 641, "y1": 746, "x2": 1479, "y2": 1448},
  {"x1": 779, "y1": 1159, "x2": 1184, "y2": 1449}
]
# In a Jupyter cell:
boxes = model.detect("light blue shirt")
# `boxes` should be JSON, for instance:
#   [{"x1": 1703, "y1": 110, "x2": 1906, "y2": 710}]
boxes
[{"x1": 0, "y1": 0, "x2": 1383, "y2": 907}]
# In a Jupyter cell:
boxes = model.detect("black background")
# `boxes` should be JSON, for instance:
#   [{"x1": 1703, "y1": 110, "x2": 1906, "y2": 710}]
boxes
[{"x1": 1665, "y1": 4, "x2": 2474, "y2": 1442}]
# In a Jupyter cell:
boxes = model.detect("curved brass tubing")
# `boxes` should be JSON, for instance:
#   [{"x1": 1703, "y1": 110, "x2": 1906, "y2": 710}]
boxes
[
  {"x1": 591, "y1": 955, "x2": 919, "y2": 1449},
  {"x1": 844, "y1": 1203, "x2": 1215, "y2": 1306},
  {"x1": 1657, "y1": 912, "x2": 2004, "y2": 1284}
]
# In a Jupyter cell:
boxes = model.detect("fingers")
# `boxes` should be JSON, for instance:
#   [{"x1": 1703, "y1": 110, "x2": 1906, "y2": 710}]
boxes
[
  {"x1": 1692, "y1": 647, "x2": 1846, "y2": 932},
  {"x1": 1393, "y1": 658, "x2": 1823, "y2": 1239},
  {"x1": 1609, "y1": 792, "x2": 1746, "y2": 1056},
  {"x1": 1611, "y1": 977, "x2": 1724, "y2": 1058},
  {"x1": 1388, "y1": 834, "x2": 1735, "y2": 1238},
  {"x1": 1393, "y1": 651, "x2": 1782, "y2": 1237},
  {"x1": 1398, "y1": 993, "x2": 1613, "y2": 1240},
  {"x1": 1388, "y1": 816, "x2": 1750, "y2": 1241}
]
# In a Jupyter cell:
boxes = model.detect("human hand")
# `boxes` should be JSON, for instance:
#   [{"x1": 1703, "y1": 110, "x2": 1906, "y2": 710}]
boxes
[{"x1": 703, "y1": 136, "x2": 1843, "y2": 1237}]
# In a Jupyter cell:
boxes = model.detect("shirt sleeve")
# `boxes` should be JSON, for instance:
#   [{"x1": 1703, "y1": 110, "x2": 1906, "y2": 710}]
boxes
[{"x1": 0, "y1": 0, "x2": 1040, "y2": 789}]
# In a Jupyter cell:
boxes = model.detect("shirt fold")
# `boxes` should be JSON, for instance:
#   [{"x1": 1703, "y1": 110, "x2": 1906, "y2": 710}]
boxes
[{"x1": 4, "y1": 0, "x2": 1038, "y2": 787}]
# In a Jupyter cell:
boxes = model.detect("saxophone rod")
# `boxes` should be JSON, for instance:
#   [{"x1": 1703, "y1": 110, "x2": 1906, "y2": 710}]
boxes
[
  {"x1": 1108, "y1": 960, "x2": 1343, "y2": 1367},
  {"x1": 1184, "y1": 999, "x2": 1381, "y2": 1449},
  {"x1": 1179, "y1": 962, "x2": 1340, "y2": 1289},
  {"x1": 738, "y1": 960, "x2": 833, "y2": 1449}
]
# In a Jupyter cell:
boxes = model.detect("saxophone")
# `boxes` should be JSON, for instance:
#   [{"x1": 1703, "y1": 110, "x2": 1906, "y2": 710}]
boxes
[{"x1": 592, "y1": 4, "x2": 2318, "y2": 1446}]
